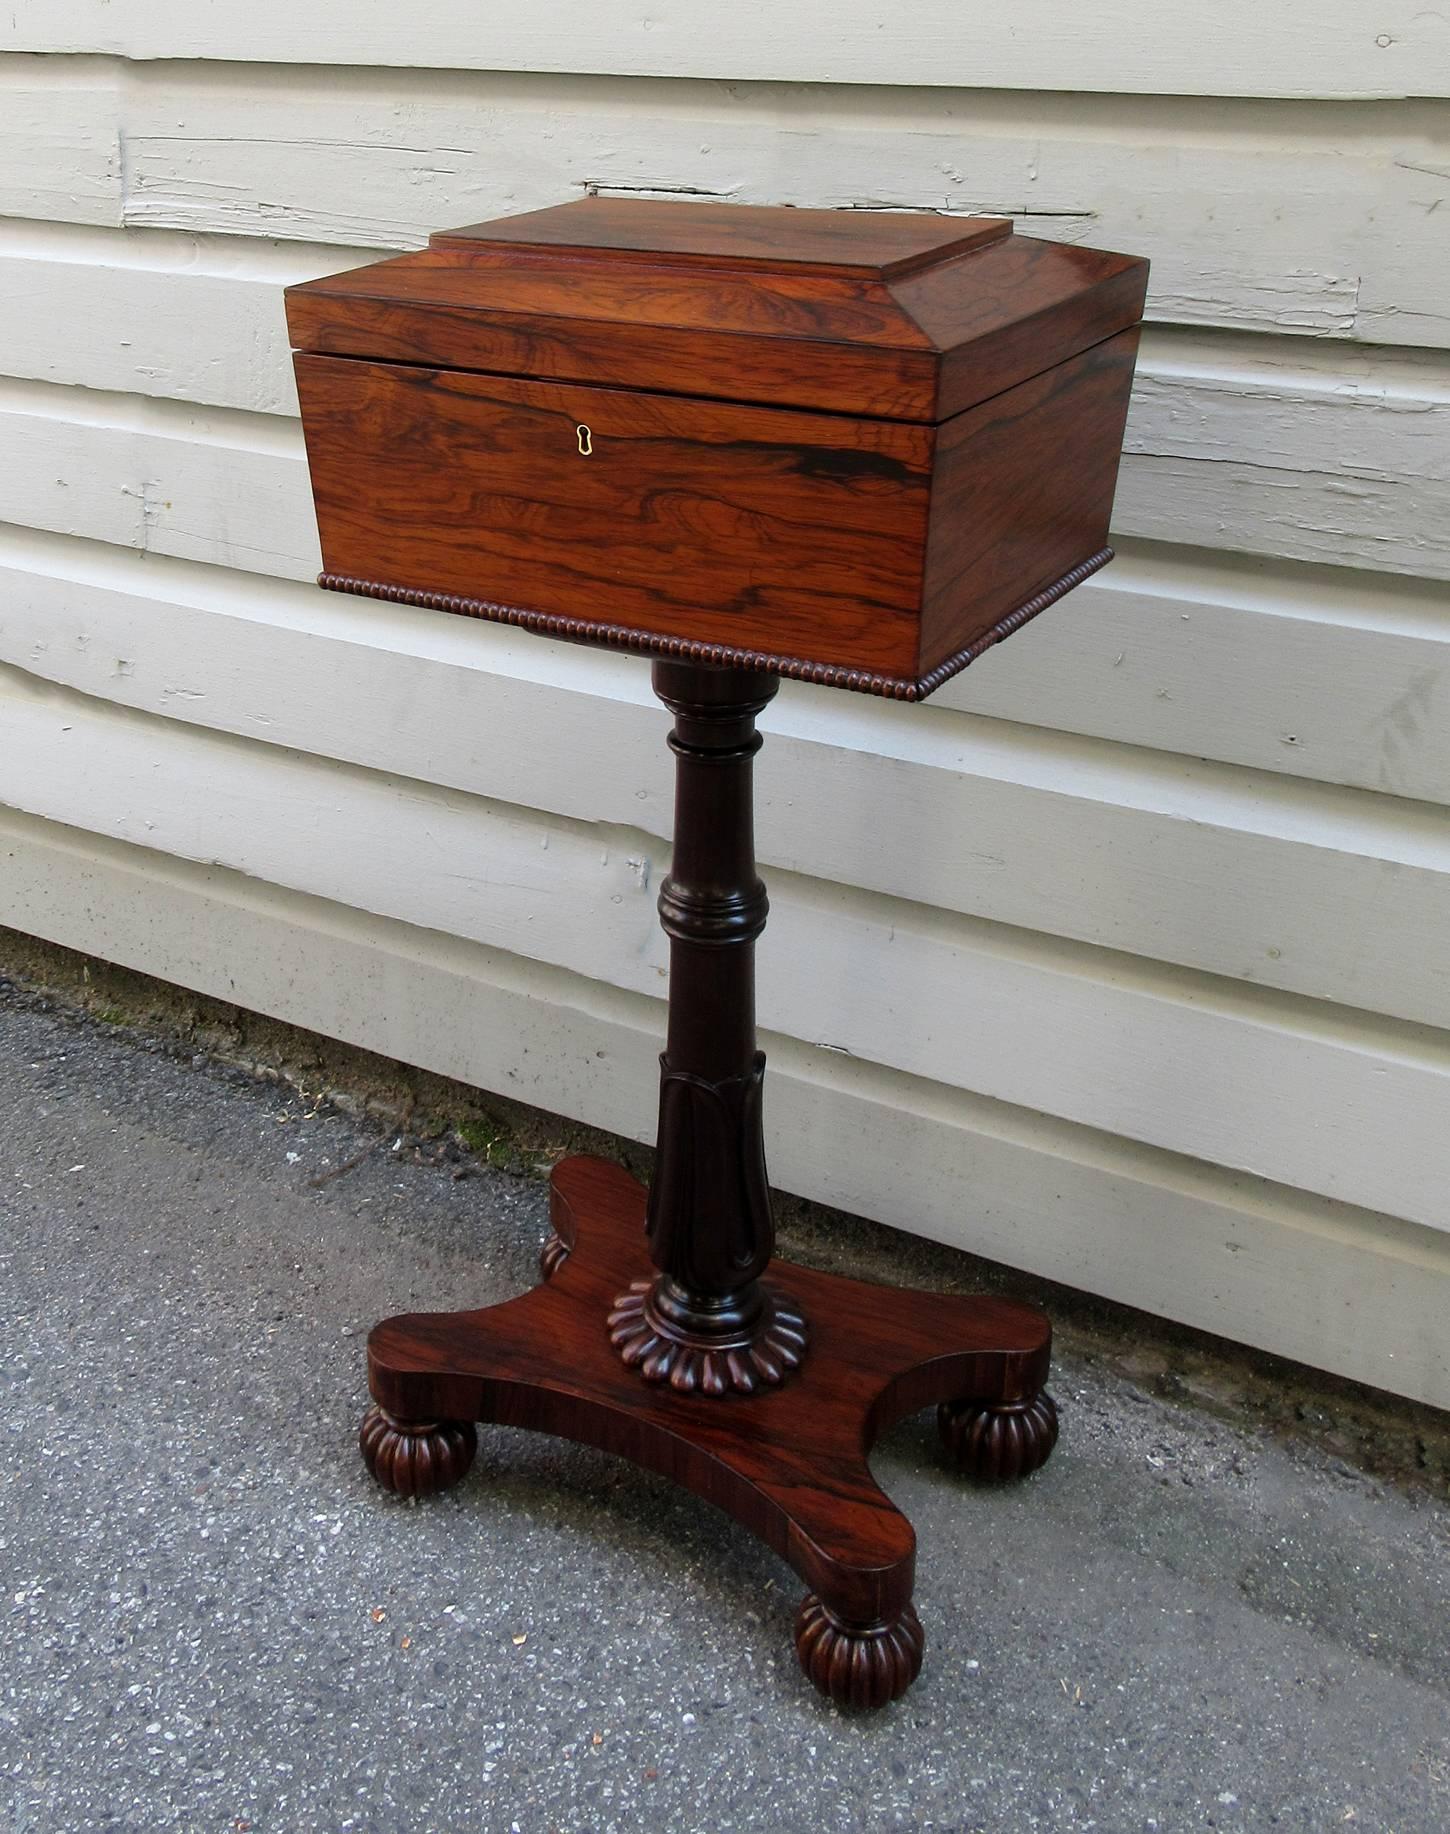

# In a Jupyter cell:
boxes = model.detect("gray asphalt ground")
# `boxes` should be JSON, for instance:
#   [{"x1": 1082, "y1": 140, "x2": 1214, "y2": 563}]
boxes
[{"x1": 2, "y1": 993, "x2": 1448, "y2": 1834}]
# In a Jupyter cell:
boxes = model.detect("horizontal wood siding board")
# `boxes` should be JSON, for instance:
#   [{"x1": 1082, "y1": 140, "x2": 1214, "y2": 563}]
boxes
[
  {"x1": 1120, "y1": 354, "x2": 1450, "y2": 580},
  {"x1": 120, "y1": 82, "x2": 1450, "y2": 352},
  {"x1": 0, "y1": 63, "x2": 122, "y2": 226},
  {"x1": 5, "y1": 79, "x2": 1448, "y2": 346},
  {"x1": 939, "y1": 548, "x2": 1450, "y2": 807},
  {"x1": 4, "y1": 669, "x2": 1450, "y2": 1234},
  {"x1": 0, "y1": 226, "x2": 363, "y2": 417},
  {"x1": 5, "y1": 537, "x2": 1450, "y2": 1033},
  {"x1": 0, "y1": 388, "x2": 320, "y2": 580},
  {"x1": 3, "y1": 6, "x2": 1445, "y2": 97},
  {"x1": 2, "y1": 805, "x2": 1446, "y2": 1410},
  {"x1": 7, "y1": 525, "x2": 1450, "y2": 806}
]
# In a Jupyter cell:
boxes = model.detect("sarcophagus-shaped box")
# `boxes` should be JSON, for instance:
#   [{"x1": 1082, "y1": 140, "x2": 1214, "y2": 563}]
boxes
[{"x1": 286, "y1": 199, "x2": 1147, "y2": 698}]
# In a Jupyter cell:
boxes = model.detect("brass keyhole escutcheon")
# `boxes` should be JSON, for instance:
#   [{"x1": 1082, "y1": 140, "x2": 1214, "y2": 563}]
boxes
[{"x1": 576, "y1": 424, "x2": 593, "y2": 456}]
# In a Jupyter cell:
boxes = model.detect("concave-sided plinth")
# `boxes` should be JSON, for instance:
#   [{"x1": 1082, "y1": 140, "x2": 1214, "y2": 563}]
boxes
[
  {"x1": 364, "y1": 1155, "x2": 1056, "y2": 1709},
  {"x1": 358, "y1": 660, "x2": 1058, "y2": 1709}
]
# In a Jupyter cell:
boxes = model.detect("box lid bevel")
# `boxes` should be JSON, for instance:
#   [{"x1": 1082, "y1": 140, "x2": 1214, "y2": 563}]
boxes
[
  {"x1": 285, "y1": 198, "x2": 1148, "y2": 424},
  {"x1": 428, "y1": 196, "x2": 1013, "y2": 282}
]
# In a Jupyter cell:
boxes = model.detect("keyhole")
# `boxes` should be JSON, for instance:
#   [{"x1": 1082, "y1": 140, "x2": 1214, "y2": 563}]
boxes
[{"x1": 576, "y1": 424, "x2": 593, "y2": 456}]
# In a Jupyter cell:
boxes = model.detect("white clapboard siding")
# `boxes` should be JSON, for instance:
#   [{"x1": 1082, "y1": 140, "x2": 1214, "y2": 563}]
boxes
[
  {"x1": 5, "y1": 279, "x2": 1448, "y2": 585},
  {"x1": 1122, "y1": 340, "x2": 1450, "y2": 580},
  {"x1": 0, "y1": 222, "x2": 358, "y2": 415},
  {"x1": 4, "y1": 62, "x2": 1447, "y2": 344},
  {"x1": 0, "y1": 56, "x2": 119, "y2": 226},
  {"x1": 0, "y1": 381, "x2": 318, "y2": 578},
  {"x1": 3, "y1": 804, "x2": 1448, "y2": 1412},
  {"x1": 8, "y1": 524, "x2": 1450, "y2": 809},
  {"x1": 3, "y1": 5, "x2": 1444, "y2": 99},
  {"x1": 5, "y1": 660, "x2": 1450, "y2": 1238},
  {"x1": 6, "y1": 539, "x2": 1450, "y2": 1035},
  {"x1": 944, "y1": 552, "x2": 1450, "y2": 807},
  {"x1": 118, "y1": 78, "x2": 1450, "y2": 347},
  {"x1": 2, "y1": 25, "x2": 1448, "y2": 1406}
]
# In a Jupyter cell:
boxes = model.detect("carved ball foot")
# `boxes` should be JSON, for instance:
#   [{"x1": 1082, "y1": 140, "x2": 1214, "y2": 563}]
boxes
[
  {"x1": 539, "y1": 1231, "x2": 570, "y2": 1282},
  {"x1": 359, "y1": 1403, "x2": 477, "y2": 1498},
  {"x1": 795, "y1": 1594, "x2": 924, "y2": 1710},
  {"x1": 938, "y1": 1389, "x2": 1059, "y2": 1482},
  {"x1": 607, "y1": 1280, "x2": 807, "y2": 1395}
]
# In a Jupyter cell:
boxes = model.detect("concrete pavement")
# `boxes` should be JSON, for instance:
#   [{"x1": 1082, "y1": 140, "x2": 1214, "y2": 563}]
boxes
[{"x1": 2, "y1": 989, "x2": 1447, "y2": 1833}]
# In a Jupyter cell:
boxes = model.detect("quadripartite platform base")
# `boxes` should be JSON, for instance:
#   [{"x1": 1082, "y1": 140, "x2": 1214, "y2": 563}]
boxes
[{"x1": 361, "y1": 1156, "x2": 1058, "y2": 1711}]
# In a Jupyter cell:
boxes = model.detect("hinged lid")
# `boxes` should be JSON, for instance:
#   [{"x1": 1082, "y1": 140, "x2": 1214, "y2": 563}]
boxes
[{"x1": 286, "y1": 197, "x2": 1147, "y2": 423}]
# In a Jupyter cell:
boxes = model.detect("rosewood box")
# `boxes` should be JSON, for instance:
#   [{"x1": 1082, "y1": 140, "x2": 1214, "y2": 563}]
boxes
[
  {"x1": 285, "y1": 198, "x2": 1147, "y2": 698},
  {"x1": 285, "y1": 198, "x2": 1151, "y2": 1711}
]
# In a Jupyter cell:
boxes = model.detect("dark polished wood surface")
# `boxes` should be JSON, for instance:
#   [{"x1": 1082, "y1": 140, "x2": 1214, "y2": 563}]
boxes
[
  {"x1": 366, "y1": 1153, "x2": 1054, "y2": 1707},
  {"x1": 294, "y1": 356, "x2": 933, "y2": 676},
  {"x1": 431, "y1": 194, "x2": 1014, "y2": 282},
  {"x1": 353, "y1": 662, "x2": 1060, "y2": 1708},
  {"x1": 289, "y1": 198, "x2": 1145, "y2": 690},
  {"x1": 286, "y1": 198, "x2": 1147, "y2": 422},
  {"x1": 921, "y1": 328, "x2": 1139, "y2": 670},
  {"x1": 896, "y1": 234, "x2": 1150, "y2": 420},
  {"x1": 294, "y1": 334, "x2": 1133, "y2": 683},
  {"x1": 316, "y1": 547, "x2": 1112, "y2": 702},
  {"x1": 613, "y1": 664, "x2": 807, "y2": 1396},
  {"x1": 286, "y1": 199, "x2": 1146, "y2": 1706}
]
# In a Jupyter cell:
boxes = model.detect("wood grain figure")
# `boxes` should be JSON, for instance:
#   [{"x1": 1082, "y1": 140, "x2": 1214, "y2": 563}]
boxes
[
  {"x1": 363, "y1": 1153, "x2": 1054, "y2": 1709},
  {"x1": 289, "y1": 197, "x2": 1148, "y2": 1707}
]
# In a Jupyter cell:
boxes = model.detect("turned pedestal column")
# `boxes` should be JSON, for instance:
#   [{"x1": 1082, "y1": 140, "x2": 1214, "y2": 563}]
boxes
[
  {"x1": 359, "y1": 661, "x2": 1058, "y2": 1710},
  {"x1": 606, "y1": 663, "x2": 806, "y2": 1395}
]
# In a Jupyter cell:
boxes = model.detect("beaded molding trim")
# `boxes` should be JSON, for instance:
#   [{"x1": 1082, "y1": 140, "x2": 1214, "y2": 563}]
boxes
[{"x1": 319, "y1": 548, "x2": 1112, "y2": 702}]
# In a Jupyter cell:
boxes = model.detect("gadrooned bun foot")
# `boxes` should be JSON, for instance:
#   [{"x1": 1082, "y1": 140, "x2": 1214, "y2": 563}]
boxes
[
  {"x1": 938, "y1": 1389, "x2": 1059, "y2": 1482},
  {"x1": 359, "y1": 1402, "x2": 478, "y2": 1499},
  {"x1": 367, "y1": 1157, "x2": 1056, "y2": 1709},
  {"x1": 795, "y1": 1594, "x2": 925, "y2": 1710}
]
